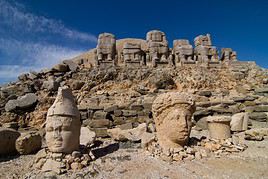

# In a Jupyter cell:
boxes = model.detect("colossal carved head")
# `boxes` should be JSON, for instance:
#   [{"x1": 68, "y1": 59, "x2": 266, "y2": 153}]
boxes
[
  {"x1": 194, "y1": 34, "x2": 212, "y2": 47},
  {"x1": 152, "y1": 92, "x2": 195, "y2": 150},
  {"x1": 45, "y1": 86, "x2": 81, "y2": 153}
]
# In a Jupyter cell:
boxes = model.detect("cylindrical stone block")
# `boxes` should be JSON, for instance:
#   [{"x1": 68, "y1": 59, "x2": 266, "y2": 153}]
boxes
[{"x1": 206, "y1": 116, "x2": 231, "y2": 139}]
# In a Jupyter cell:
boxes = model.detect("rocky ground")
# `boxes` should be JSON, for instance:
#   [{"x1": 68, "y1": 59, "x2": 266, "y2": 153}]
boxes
[{"x1": 0, "y1": 132, "x2": 268, "y2": 179}]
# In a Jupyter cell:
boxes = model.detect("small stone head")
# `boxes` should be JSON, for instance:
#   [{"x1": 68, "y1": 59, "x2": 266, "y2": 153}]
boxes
[
  {"x1": 45, "y1": 86, "x2": 81, "y2": 153},
  {"x1": 152, "y1": 92, "x2": 195, "y2": 150}
]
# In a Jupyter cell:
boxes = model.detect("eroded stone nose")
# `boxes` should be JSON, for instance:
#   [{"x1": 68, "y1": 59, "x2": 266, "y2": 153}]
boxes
[{"x1": 53, "y1": 129, "x2": 61, "y2": 139}]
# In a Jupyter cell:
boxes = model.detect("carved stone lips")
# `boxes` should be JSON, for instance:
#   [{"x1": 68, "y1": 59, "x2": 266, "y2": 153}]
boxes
[{"x1": 53, "y1": 141, "x2": 62, "y2": 147}]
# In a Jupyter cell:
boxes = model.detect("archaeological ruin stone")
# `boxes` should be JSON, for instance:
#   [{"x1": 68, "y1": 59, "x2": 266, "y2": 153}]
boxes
[
  {"x1": 88, "y1": 31, "x2": 242, "y2": 68},
  {"x1": 80, "y1": 127, "x2": 96, "y2": 147},
  {"x1": 206, "y1": 116, "x2": 231, "y2": 139},
  {"x1": 173, "y1": 39, "x2": 194, "y2": 64},
  {"x1": 46, "y1": 86, "x2": 81, "y2": 153},
  {"x1": 230, "y1": 112, "x2": 249, "y2": 132},
  {"x1": 146, "y1": 30, "x2": 169, "y2": 67},
  {"x1": 220, "y1": 48, "x2": 237, "y2": 62},
  {"x1": 122, "y1": 42, "x2": 145, "y2": 66},
  {"x1": 96, "y1": 33, "x2": 116, "y2": 65},
  {"x1": 194, "y1": 34, "x2": 218, "y2": 63},
  {"x1": 152, "y1": 92, "x2": 196, "y2": 150}
]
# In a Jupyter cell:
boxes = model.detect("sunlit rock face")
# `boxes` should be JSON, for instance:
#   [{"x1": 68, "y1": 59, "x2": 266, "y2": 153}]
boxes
[
  {"x1": 45, "y1": 86, "x2": 81, "y2": 154},
  {"x1": 152, "y1": 92, "x2": 196, "y2": 150}
]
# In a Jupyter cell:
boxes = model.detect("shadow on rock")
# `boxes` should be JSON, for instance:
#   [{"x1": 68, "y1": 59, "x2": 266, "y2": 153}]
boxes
[{"x1": 91, "y1": 143, "x2": 119, "y2": 159}]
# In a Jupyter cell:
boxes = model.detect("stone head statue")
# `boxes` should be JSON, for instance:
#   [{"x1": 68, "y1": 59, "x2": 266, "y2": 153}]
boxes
[
  {"x1": 152, "y1": 92, "x2": 195, "y2": 150},
  {"x1": 194, "y1": 34, "x2": 212, "y2": 47},
  {"x1": 96, "y1": 33, "x2": 116, "y2": 61},
  {"x1": 147, "y1": 30, "x2": 165, "y2": 42},
  {"x1": 46, "y1": 86, "x2": 81, "y2": 153}
]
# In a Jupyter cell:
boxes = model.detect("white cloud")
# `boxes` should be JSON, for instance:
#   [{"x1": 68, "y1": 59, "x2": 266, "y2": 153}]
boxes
[
  {"x1": 0, "y1": 65, "x2": 38, "y2": 79},
  {"x1": 0, "y1": 0, "x2": 97, "y2": 43},
  {"x1": 0, "y1": 38, "x2": 84, "y2": 67},
  {"x1": 0, "y1": 0, "x2": 97, "y2": 84},
  {"x1": 0, "y1": 38, "x2": 84, "y2": 84}
]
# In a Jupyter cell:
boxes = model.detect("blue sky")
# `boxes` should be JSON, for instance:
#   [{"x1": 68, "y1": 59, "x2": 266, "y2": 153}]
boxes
[{"x1": 0, "y1": 0, "x2": 268, "y2": 84}]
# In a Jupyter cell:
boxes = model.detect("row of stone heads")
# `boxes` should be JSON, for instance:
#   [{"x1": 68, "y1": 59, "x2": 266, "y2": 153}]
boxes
[{"x1": 94, "y1": 30, "x2": 237, "y2": 67}]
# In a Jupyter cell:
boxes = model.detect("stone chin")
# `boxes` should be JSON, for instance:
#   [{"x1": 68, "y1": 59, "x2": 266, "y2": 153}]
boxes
[
  {"x1": 163, "y1": 131, "x2": 189, "y2": 147},
  {"x1": 48, "y1": 143, "x2": 78, "y2": 153},
  {"x1": 49, "y1": 146, "x2": 65, "y2": 153}
]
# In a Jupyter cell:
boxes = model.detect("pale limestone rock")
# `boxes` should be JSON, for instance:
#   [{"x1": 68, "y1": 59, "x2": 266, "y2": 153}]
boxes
[
  {"x1": 194, "y1": 34, "x2": 218, "y2": 62},
  {"x1": 230, "y1": 112, "x2": 249, "y2": 132},
  {"x1": 63, "y1": 59, "x2": 79, "y2": 72},
  {"x1": 245, "y1": 128, "x2": 268, "y2": 137},
  {"x1": 141, "y1": 132, "x2": 156, "y2": 148},
  {"x1": 52, "y1": 63, "x2": 69, "y2": 72},
  {"x1": 71, "y1": 162, "x2": 83, "y2": 171},
  {"x1": 15, "y1": 131, "x2": 42, "y2": 154},
  {"x1": 46, "y1": 86, "x2": 81, "y2": 154},
  {"x1": 41, "y1": 158, "x2": 65, "y2": 174},
  {"x1": 207, "y1": 116, "x2": 231, "y2": 139},
  {"x1": 152, "y1": 92, "x2": 196, "y2": 150},
  {"x1": 173, "y1": 39, "x2": 194, "y2": 63},
  {"x1": 80, "y1": 127, "x2": 96, "y2": 147},
  {"x1": 122, "y1": 42, "x2": 145, "y2": 65},
  {"x1": 107, "y1": 123, "x2": 148, "y2": 142},
  {"x1": 194, "y1": 34, "x2": 212, "y2": 46},
  {"x1": 96, "y1": 33, "x2": 116, "y2": 64},
  {"x1": 146, "y1": 30, "x2": 169, "y2": 66},
  {"x1": 220, "y1": 48, "x2": 237, "y2": 62},
  {"x1": 42, "y1": 77, "x2": 60, "y2": 92}
]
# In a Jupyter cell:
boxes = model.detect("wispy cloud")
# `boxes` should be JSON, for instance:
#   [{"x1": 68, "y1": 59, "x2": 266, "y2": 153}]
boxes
[
  {"x1": 0, "y1": 65, "x2": 40, "y2": 79},
  {"x1": 0, "y1": 38, "x2": 84, "y2": 67},
  {"x1": 0, "y1": 0, "x2": 97, "y2": 84},
  {"x1": 0, "y1": 0, "x2": 97, "y2": 42},
  {"x1": 0, "y1": 38, "x2": 84, "y2": 83}
]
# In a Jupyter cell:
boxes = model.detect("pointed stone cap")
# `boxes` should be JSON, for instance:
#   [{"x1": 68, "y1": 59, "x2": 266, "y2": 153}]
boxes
[{"x1": 47, "y1": 86, "x2": 80, "y2": 118}]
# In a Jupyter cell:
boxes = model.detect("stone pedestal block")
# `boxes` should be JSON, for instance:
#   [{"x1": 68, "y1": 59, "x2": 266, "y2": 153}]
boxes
[{"x1": 207, "y1": 116, "x2": 231, "y2": 139}]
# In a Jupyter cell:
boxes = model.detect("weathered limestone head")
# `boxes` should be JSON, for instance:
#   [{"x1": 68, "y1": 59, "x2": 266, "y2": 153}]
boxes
[
  {"x1": 46, "y1": 86, "x2": 81, "y2": 153},
  {"x1": 146, "y1": 30, "x2": 169, "y2": 60},
  {"x1": 96, "y1": 32, "x2": 116, "y2": 61},
  {"x1": 152, "y1": 92, "x2": 196, "y2": 150},
  {"x1": 97, "y1": 33, "x2": 116, "y2": 50},
  {"x1": 146, "y1": 30, "x2": 167, "y2": 43},
  {"x1": 173, "y1": 39, "x2": 193, "y2": 55},
  {"x1": 220, "y1": 48, "x2": 237, "y2": 61},
  {"x1": 123, "y1": 42, "x2": 143, "y2": 62},
  {"x1": 194, "y1": 34, "x2": 212, "y2": 47}
]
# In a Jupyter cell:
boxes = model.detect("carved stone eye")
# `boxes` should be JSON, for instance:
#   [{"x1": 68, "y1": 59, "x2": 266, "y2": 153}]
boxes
[
  {"x1": 46, "y1": 127, "x2": 53, "y2": 132},
  {"x1": 62, "y1": 125, "x2": 71, "y2": 131}
]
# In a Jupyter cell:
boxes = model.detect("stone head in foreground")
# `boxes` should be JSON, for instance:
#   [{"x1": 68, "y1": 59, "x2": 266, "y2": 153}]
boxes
[
  {"x1": 46, "y1": 86, "x2": 81, "y2": 153},
  {"x1": 152, "y1": 92, "x2": 196, "y2": 150}
]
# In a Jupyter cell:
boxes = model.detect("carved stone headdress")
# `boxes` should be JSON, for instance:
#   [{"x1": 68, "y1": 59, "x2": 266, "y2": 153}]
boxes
[
  {"x1": 152, "y1": 92, "x2": 195, "y2": 118},
  {"x1": 47, "y1": 86, "x2": 80, "y2": 119}
]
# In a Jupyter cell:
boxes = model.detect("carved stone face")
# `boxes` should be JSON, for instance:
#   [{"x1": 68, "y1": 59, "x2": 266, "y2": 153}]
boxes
[
  {"x1": 151, "y1": 32, "x2": 163, "y2": 42},
  {"x1": 46, "y1": 115, "x2": 80, "y2": 153},
  {"x1": 152, "y1": 92, "x2": 195, "y2": 150},
  {"x1": 194, "y1": 34, "x2": 211, "y2": 47},
  {"x1": 155, "y1": 104, "x2": 193, "y2": 149}
]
